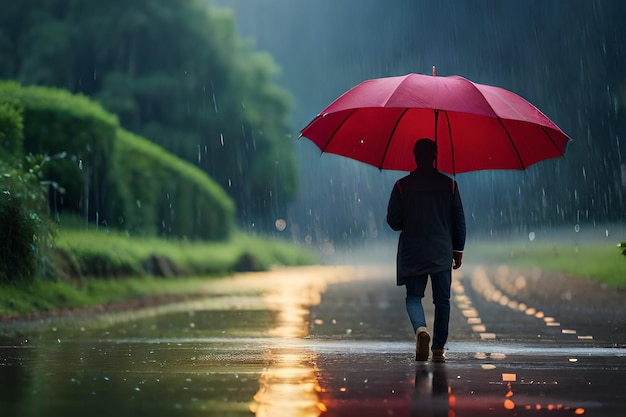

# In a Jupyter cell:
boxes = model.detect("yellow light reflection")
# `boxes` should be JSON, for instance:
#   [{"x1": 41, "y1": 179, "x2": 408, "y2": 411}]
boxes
[
  {"x1": 525, "y1": 307, "x2": 537, "y2": 315},
  {"x1": 252, "y1": 359, "x2": 323, "y2": 417},
  {"x1": 249, "y1": 267, "x2": 348, "y2": 417},
  {"x1": 462, "y1": 308, "x2": 479, "y2": 318}
]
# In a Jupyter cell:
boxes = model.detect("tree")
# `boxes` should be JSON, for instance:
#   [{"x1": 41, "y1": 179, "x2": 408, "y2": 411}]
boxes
[{"x1": 0, "y1": 0, "x2": 298, "y2": 231}]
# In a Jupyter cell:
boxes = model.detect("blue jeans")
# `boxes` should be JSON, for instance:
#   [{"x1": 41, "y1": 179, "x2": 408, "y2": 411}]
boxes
[{"x1": 405, "y1": 269, "x2": 452, "y2": 350}]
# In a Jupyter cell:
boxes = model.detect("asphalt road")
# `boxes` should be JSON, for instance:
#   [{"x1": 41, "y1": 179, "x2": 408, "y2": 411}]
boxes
[
  {"x1": 1, "y1": 263, "x2": 625, "y2": 417},
  {"x1": 307, "y1": 263, "x2": 626, "y2": 417}
]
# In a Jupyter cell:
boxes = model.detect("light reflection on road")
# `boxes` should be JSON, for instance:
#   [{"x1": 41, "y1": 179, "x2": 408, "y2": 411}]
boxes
[
  {"x1": 250, "y1": 267, "x2": 350, "y2": 416},
  {"x1": 251, "y1": 342, "x2": 324, "y2": 417},
  {"x1": 2, "y1": 264, "x2": 625, "y2": 416}
]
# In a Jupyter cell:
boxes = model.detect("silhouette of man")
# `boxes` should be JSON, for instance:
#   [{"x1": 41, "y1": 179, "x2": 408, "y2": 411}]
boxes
[{"x1": 387, "y1": 138, "x2": 466, "y2": 362}]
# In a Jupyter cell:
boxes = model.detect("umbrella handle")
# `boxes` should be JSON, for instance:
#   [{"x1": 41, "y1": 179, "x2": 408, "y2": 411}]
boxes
[{"x1": 433, "y1": 109, "x2": 458, "y2": 176}]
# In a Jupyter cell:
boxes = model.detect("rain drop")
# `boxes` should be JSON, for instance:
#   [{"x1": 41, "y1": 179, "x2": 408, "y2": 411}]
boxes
[{"x1": 275, "y1": 218, "x2": 287, "y2": 231}]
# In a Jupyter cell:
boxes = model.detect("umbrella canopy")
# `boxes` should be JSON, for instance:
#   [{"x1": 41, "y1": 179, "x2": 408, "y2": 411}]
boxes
[{"x1": 300, "y1": 72, "x2": 572, "y2": 175}]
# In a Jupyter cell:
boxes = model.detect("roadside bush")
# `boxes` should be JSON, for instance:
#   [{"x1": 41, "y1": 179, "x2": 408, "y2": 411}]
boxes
[
  {"x1": 113, "y1": 130, "x2": 235, "y2": 240},
  {"x1": 0, "y1": 81, "x2": 235, "y2": 240},
  {"x1": 0, "y1": 81, "x2": 118, "y2": 224},
  {"x1": 0, "y1": 155, "x2": 56, "y2": 283},
  {"x1": 0, "y1": 98, "x2": 24, "y2": 159}
]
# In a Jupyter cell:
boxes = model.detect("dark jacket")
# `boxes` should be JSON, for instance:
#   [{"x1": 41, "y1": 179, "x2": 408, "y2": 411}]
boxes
[{"x1": 386, "y1": 166, "x2": 466, "y2": 285}]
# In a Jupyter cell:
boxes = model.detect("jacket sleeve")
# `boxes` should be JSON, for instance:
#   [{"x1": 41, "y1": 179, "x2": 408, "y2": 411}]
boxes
[
  {"x1": 386, "y1": 181, "x2": 403, "y2": 231},
  {"x1": 451, "y1": 181, "x2": 466, "y2": 252}
]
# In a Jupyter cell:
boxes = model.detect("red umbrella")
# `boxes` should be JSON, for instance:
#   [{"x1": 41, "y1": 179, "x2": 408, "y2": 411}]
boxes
[{"x1": 300, "y1": 71, "x2": 572, "y2": 175}]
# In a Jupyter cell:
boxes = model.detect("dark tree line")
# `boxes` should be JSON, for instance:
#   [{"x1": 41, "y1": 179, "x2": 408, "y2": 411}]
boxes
[{"x1": 0, "y1": 0, "x2": 298, "y2": 231}]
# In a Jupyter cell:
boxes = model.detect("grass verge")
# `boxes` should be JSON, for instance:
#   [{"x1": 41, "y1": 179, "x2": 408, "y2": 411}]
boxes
[
  {"x1": 0, "y1": 229, "x2": 317, "y2": 316},
  {"x1": 52, "y1": 229, "x2": 316, "y2": 277},
  {"x1": 469, "y1": 239, "x2": 626, "y2": 288},
  {"x1": 0, "y1": 276, "x2": 212, "y2": 316}
]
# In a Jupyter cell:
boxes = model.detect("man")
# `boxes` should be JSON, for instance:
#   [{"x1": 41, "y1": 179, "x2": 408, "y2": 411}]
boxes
[{"x1": 386, "y1": 138, "x2": 466, "y2": 362}]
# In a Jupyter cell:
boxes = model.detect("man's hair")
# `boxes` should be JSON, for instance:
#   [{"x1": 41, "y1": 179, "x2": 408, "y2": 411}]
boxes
[{"x1": 413, "y1": 138, "x2": 437, "y2": 166}]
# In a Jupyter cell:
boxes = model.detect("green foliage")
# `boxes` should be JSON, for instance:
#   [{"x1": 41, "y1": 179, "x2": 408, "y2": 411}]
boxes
[
  {"x1": 470, "y1": 240, "x2": 626, "y2": 288},
  {"x1": 54, "y1": 229, "x2": 242, "y2": 279},
  {"x1": 0, "y1": 280, "x2": 90, "y2": 315},
  {"x1": 51, "y1": 229, "x2": 315, "y2": 281},
  {"x1": 227, "y1": 50, "x2": 299, "y2": 225},
  {"x1": 0, "y1": 154, "x2": 56, "y2": 283},
  {"x1": 113, "y1": 130, "x2": 235, "y2": 240},
  {"x1": 0, "y1": 98, "x2": 24, "y2": 158},
  {"x1": 232, "y1": 232, "x2": 318, "y2": 270},
  {"x1": 0, "y1": 0, "x2": 300, "y2": 230},
  {"x1": 0, "y1": 81, "x2": 236, "y2": 240},
  {"x1": 0, "y1": 81, "x2": 119, "y2": 222}
]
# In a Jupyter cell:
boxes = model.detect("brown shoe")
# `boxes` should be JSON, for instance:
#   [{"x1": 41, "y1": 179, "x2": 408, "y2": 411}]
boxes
[
  {"x1": 416, "y1": 327, "x2": 430, "y2": 361},
  {"x1": 431, "y1": 349, "x2": 446, "y2": 363}
]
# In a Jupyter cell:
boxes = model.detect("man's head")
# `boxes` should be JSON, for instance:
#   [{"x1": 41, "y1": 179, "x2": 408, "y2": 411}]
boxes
[{"x1": 413, "y1": 138, "x2": 437, "y2": 167}]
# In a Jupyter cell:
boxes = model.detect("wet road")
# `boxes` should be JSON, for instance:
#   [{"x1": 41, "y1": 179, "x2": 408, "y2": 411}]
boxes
[{"x1": 1, "y1": 264, "x2": 625, "y2": 417}]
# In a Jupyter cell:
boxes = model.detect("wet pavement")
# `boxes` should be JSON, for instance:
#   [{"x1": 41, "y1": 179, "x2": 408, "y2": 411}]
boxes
[{"x1": 1, "y1": 263, "x2": 625, "y2": 416}]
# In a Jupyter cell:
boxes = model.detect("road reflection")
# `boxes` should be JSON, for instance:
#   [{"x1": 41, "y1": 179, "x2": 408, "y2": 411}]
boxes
[
  {"x1": 411, "y1": 363, "x2": 588, "y2": 416},
  {"x1": 498, "y1": 373, "x2": 586, "y2": 415},
  {"x1": 1, "y1": 265, "x2": 621, "y2": 416},
  {"x1": 250, "y1": 270, "x2": 330, "y2": 417},
  {"x1": 411, "y1": 364, "x2": 452, "y2": 417},
  {"x1": 249, "y1": 266, "x2": 600, "y2": 417},
  {"x1": 251, "y1": 344, "x2": 324, "y2": 417}
]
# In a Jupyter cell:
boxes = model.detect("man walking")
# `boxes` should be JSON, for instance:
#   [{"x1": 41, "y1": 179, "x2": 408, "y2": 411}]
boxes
[{"x1": 387, "y1": 138, "x2": 466, "y2": 362}]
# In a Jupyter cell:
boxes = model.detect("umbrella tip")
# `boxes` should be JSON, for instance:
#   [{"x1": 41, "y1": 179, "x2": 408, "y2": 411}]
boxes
[{"x1": 432, "y1": 66, "x2": 436, "y2": 76}]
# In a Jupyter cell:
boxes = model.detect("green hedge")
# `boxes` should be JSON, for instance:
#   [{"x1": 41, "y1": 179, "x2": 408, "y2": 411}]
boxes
[
  {"x1": 0, "y1": 101, "x2": 51, "y2": 283},
  {"x1": 0, "y1": 81, "x2": 234, "y2": 241},
  {"x1": 0, "y1": 155, "x2": 56, "y2": 283},
  {"x1": 113, "y1": 130, "x2": 235, "y2": 240},
  {"x1": 0, "y1": 81, "x2": 118, "y2": 222},
  {"x1": 0, "y1": 98, "x2": 24, "y2": 159}
]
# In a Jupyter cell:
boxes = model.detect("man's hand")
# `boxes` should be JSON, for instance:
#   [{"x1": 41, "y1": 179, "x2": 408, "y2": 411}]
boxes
[{"x1": 453, "y1": 251, "x2": 463, "y2": 269}]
